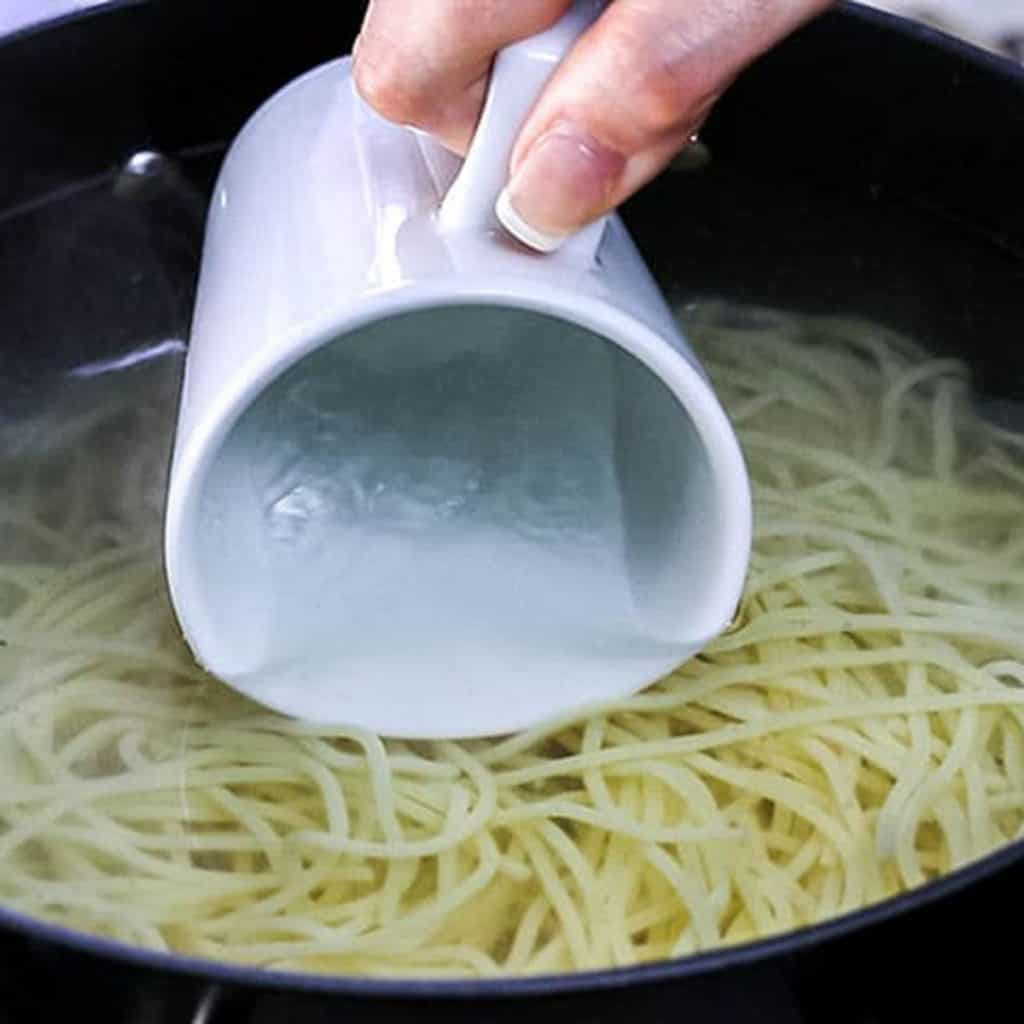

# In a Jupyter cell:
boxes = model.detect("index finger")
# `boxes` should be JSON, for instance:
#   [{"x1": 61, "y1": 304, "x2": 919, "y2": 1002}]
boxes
[{"x1": 354, "y1": 0, "x2": 572, "y2": 153}]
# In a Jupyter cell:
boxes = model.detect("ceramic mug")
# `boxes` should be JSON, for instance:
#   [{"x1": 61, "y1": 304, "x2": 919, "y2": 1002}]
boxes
[{"x1": 164, "y1": 0, "x2": 752, "y2": 737}]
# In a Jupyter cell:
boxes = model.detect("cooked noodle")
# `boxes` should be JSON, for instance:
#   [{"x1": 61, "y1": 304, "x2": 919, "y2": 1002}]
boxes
[{"x1": 0, "y1": 302, "x2": 1022, "y2": 976}]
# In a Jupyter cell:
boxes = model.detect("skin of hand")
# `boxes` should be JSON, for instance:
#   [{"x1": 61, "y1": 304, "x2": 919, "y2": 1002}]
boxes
[{"x1": 353, "y1": 0, "x2": 834, "y2": 251}]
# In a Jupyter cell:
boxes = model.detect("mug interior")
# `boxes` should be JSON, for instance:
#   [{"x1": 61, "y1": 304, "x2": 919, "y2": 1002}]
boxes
[{"x1": 186, "y1": 303, "x2": 738, "y2": 735}]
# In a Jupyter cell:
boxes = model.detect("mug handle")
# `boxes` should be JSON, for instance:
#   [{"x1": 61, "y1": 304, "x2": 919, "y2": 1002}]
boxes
[{"x1": 437, "y1": 0, "x2": 608, "y2": 266}]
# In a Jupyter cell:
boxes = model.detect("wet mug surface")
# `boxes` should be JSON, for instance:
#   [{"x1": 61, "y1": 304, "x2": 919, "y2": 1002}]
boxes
[{"x1": 164, "y1": 1, "x2": 752, "y2": 737}]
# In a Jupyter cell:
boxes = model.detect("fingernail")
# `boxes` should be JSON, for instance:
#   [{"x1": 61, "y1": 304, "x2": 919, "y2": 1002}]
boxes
[{"x1": 495, "y1": 124, "x2": 623, "y2": 253}]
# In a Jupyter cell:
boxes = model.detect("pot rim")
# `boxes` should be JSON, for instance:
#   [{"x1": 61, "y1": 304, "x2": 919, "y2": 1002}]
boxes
[{"x1": 1, "y1": 0, "x2": 1022, "y2": 1001}]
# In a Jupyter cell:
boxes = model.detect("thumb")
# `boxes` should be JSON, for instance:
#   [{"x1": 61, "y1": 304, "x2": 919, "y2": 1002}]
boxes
[{"x1": 497, "y1": 0, "x2": 833, "y2": 252}]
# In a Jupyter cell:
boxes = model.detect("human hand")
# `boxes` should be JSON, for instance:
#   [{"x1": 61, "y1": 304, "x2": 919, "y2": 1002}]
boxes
[{"x1": 354, "y1": 0, "x2": 833, "y2": 251}]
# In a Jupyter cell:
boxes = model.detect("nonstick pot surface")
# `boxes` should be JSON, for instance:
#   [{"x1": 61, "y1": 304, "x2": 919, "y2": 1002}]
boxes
[{"x1": 0, "y1": 3, "x2": 1022, "y2": 1022}]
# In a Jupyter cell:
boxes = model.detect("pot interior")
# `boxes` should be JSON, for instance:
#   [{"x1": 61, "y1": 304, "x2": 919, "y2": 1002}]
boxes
[{"x1": 0, "y1": 0, "x2": 1022, "y2": 997}]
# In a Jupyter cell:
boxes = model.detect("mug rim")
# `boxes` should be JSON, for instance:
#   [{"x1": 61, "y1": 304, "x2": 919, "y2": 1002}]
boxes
[{"x1": 164, "y1": 274, "x2": 753, "y2": 730}]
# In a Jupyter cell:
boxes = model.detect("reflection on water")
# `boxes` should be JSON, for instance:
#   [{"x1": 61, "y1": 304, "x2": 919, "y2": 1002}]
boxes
[{"x1": 0, "y1": 345, "x2": 185, "y2": 569}]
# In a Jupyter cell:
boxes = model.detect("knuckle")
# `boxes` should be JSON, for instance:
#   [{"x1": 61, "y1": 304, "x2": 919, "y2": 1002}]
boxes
[
  {"x1": 633, "y1": 63, "x2": 693, "y2": 136},
  {"x1": 597, "y1": 7, "x2": 726, "y2": 142},
  {"x1": 602, "y1": 20, "x2": 692, "y2": 138},
  {"x1": 353, "y1": 52, "x2": 432, "y2": 129}
]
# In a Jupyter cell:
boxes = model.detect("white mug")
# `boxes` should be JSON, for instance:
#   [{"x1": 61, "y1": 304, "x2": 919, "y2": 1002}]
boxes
[{"x1": 164, "y1": 0, "x2": 752, "y2": 738}]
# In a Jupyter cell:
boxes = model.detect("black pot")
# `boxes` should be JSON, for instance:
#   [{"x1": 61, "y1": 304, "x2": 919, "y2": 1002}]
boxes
[{"x1": 0, "y1": 3, "x2": 1022, "y2": 1021}]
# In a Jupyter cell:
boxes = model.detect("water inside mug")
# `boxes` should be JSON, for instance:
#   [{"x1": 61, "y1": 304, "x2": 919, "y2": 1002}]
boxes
[{"x1": 191, "y1": 304, "x2": 717, "y2": 731}]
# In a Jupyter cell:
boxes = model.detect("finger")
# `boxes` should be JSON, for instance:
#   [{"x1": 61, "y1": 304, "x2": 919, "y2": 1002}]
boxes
[
  {"x1": 353, "y1": 0, "x2": 572, "y2": 154},
  {"x1": 497, "y1": 0, "x2": 834, "y2": 251}
]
